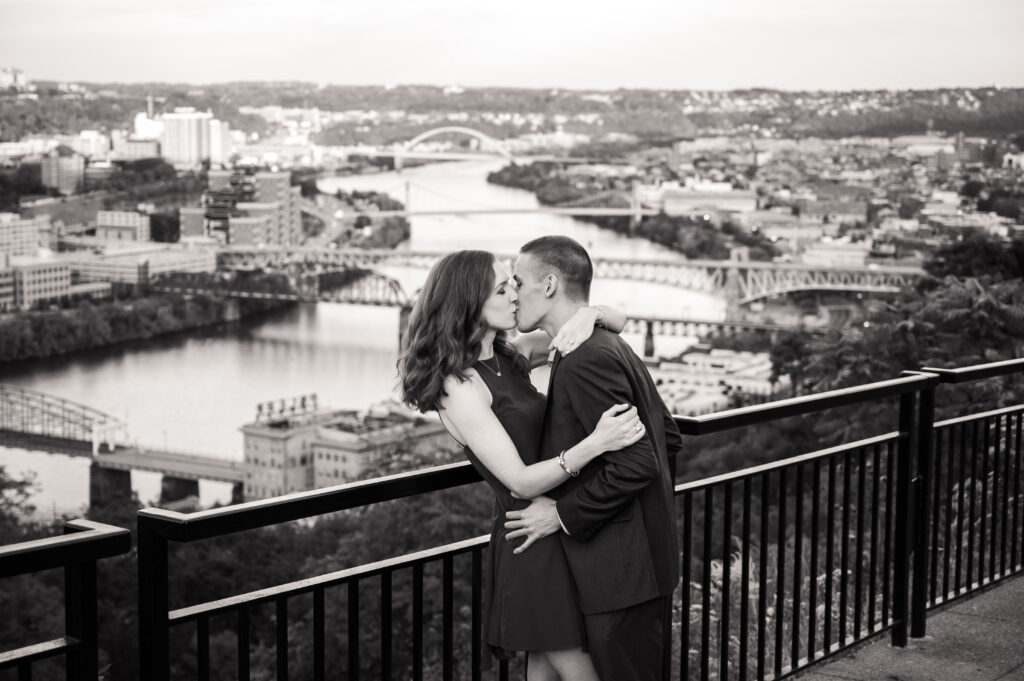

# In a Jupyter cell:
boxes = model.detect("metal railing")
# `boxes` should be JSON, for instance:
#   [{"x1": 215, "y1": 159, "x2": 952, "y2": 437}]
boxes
[
  {"x1": 917, "y1": 359, "x2": 1024, "y2": 616},
  {"x1": 0, "y1": 519, "x2": 131, "y2": 680},
  {"x1": 130, "y1": 361, "x2": 1022, "y2": 681}
]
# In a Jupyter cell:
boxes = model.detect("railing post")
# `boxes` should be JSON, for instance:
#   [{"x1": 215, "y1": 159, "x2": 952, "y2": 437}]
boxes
[
  {"x1": 137, "y1": 515, "x2": 170, "y2": 681},
  {"x1": 64, "y1": 526, "x2": 98, "y2": 681},
  {"x1": 891, "y1": 388, "x2": 916, "y2": 647},
  {"x1": 911, "y1": 379, "x2": 935, "y2": 637}
]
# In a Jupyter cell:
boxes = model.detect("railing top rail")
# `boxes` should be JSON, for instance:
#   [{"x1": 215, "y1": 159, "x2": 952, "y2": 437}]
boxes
[
  {"x1": 168, "y1": 534, "x2": 489, "y2": 624},
  {"x1": 138, "y1": 460, "x2": 483, "y2": 543},
  {"x1": 934, "y1": 403, "x2": 1024, "y2": 429},
  {"x1": 674, "y1": 373, "x2": 938, "y2": 435},
  {"x1": 921, "y1": 357, "x2": 1024, "y2": 383},
  {"x1": 0, "y1": 519, "x2": 131, "y2": 580},
  {"x1": 674, "y1": 431, "x2": 900, "y2": 494}
]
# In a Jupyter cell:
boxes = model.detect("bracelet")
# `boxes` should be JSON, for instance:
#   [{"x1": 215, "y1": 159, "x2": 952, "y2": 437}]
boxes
[{"x1": 558, "y1": 450, "x2": 580, "y2": 477}]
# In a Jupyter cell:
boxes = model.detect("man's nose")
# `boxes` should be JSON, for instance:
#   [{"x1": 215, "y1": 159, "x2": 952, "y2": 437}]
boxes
[{"x1": 508, "y1": 287, "x2": 518, "y2": 303}]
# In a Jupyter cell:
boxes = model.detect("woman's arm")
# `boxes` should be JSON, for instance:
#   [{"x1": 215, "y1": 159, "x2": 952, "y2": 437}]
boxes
[
  {"x1": 439, "y1": 374, "x2": 644, "y2": 499},
  {"x1": 511, "y1": 305, "x2": 629, "y2": 369}
]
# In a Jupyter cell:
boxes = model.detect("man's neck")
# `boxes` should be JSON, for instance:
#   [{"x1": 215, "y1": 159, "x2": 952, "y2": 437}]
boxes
[{"x1": 540, "y1": 301, "x2": 587, "y2": 339}]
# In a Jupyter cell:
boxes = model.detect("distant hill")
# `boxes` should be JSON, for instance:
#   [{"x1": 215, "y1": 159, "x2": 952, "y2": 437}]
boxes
[{"x1": 3, "y1": 82, "x2": 1022, "y2": 143}]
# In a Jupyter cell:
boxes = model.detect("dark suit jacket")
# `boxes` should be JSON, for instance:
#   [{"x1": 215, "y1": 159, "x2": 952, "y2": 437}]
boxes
[{"x1": 541, "y1": 327, "x2": 681, "y2": 615}]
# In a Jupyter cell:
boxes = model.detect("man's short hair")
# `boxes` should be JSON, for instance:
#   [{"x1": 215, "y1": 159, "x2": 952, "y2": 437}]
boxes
[{"x1": 519, "y1": 235, "x2": 593, "y2": 302}]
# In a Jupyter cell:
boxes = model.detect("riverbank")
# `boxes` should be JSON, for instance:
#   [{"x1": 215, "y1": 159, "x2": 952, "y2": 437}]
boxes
[
  {"x1": 0, "y1": 293, "x2": 290, "y2": 364},
  {"x1": 487, "y1": 161, "x2": 780, "y2": 261}
]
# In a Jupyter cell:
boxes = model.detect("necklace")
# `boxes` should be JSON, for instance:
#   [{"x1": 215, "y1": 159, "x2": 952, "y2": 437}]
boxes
[{"x1": 478, "y1": 355, "x2": 502, "y2": 377}]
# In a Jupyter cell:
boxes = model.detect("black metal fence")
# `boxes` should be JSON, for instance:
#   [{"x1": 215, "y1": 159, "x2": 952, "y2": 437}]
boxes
[
  {"x1": 5, "y1": 360, "x2": 1022, "y2": 680},
  {"x1": 0, "y1": 519, "x2": 131, "y2": 680}
]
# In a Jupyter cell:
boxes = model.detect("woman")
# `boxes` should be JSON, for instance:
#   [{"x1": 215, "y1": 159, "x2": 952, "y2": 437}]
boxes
[{"x1": 399, "y1": 250, "x2": 644, "y2": 681}]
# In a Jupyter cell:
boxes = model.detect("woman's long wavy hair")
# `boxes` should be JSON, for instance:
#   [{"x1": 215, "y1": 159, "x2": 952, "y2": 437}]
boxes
[{"x1": 399, "y1": 250, "x2": 528, "y2": 413}]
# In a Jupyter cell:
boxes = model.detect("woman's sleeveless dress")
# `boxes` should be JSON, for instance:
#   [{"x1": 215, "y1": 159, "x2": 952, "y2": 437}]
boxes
[{"x1": 464, "y1": 352, "x2": 584, "y2": 659}]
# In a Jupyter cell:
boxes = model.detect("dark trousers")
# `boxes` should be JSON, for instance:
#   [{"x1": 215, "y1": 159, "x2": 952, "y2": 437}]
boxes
[{"x1": 584, "y1": 595, "x2": 672, "y2": 681}]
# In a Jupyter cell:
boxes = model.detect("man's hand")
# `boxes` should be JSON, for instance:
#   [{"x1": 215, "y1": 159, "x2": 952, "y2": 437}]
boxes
[{"x1": 504, "y1": 496, "x2": 561, "y2": 554}]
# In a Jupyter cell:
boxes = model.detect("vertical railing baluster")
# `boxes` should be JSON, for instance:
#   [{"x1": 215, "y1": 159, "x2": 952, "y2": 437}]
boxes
[
  {"x1": 911, "y1": 380, "x2": 934, "y2": 638},
  {"x1": 968, "y1": 421, "x2": 978, "y2": 591},
  {"x1": 382, "y1": 571, "x2": 393, "y2": 681},
  {"x1": 882, "y1": 441, "x2": 894, "y2": 624},
  {"x1": 775, "y1": 468, "x2": 786, "y2": 676},
  {"x1": 809, "y1": 460, "x2": 820, "y2": 661},
  {"x1": 197, "y1": 616, "x2": 210, "y2": 681},
  {"x1": 891, "y1": 390, "x2": 915, "y2": 647},
  {"x1": 943, "y1": 426, "x2": 955, "y2": 600},
  {"x1": 471, "y1": 551, "x2": 482, "y2": 681},
  {"x1": 413, "y1": 563, "x2": 423, "y2": 681},
  {"x1": 792, "y1": 464, "x2": 804, "y2": 669},
  {"x1": 64, "y1": 541, "x2": 98, "y2": 681},
  {"x1": 681, "y1": 491, "x2": 693, "y2": 681},
  {"x1": 855, "y1": 450, "x2": 866, "y2": 639},
  {"x1": 721, "y1": 482, "x2": 733, "y2": 681},
  {"x1": 276, "y1": 598, "x2": 289, "y2": 681},
  {"x1": 931, "y1": 424, "x2": 944, "y2": 605},
  {"x1": 825, "y1": 456, "x2": 836, "y2": 649},
  {"x1": 313, "y1": 587, "x2": 325, "y2": 681},
  {"x1": 442, "y1": 556, "x2": 454, "y2": 681},
  {"x1": 17, "y1": 662, "x2": 32, "y2": 681},
  {"x1": 740, "y1": 479, "x2": 752, "y2": 680},
  {"x1": 869, "y1": 444, "x2": 881, "y2": 631},
  {"x1": 1013, "y1": 414, "x2": 1022, "y2": 571},
  {"x1": 701, "y1": 487, "x2": 713, "y2": 681},
  {"x1": 137, "y1": 516, "x2": 170, "y2": 681},
  {"x1": 840, "y1": 450, "x2": 851, "y2": 646},
  {"x1": 956, "y1": 424, "x2": 967, "y2": 593},
  {"x1": 1000, "y1": 415, "x2": 1011, "y2": 577},
  {"x1": 980, "y1": 419, "x2": 990, "y2": 583},
  {"x1": 237, "y1": 607, "x2": 250, "y2": 681},
  {"x1": 498, "y1": 660, "x2": 509, "y2": 681},
  {"x1": 757, "y1": 476, "x2": 769, "y2": 680},
  {"x1": 349, "y1": 581, "x2": 360, "y2": 681}
]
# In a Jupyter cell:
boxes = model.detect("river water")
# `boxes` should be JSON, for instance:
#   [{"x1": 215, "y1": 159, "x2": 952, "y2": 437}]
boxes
[{"x1": 1, "y1": 159, "x2": 726, "y2": 520}]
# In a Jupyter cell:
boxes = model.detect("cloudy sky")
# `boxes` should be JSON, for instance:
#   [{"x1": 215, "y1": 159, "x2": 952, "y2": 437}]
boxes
[{"x1": 1, "y1": 0, "x2": 1022, "y2": 90}]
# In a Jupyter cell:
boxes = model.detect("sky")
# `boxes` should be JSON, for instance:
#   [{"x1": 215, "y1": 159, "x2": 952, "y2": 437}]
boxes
[{"x1": 1, "y1": 0, "x2": 1023, "y2": 91}]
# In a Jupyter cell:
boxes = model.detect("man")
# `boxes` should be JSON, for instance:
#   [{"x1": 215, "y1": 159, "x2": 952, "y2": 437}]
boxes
[{"x1": 506, "y1": 235, "x2": 681, "y2": 680}]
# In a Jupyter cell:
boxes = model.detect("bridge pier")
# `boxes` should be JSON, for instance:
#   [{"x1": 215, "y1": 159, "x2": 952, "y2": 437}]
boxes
[
  {"x1": 231, "y1": 482, "x2": 245, "y2": 505},
  {"x1": 89, "y1": 464, "x2": 132, "y2": 509},
  {"x1": 223, "y1": 299, "x2": 241, "y2": 322},
  {"x1": 160, "y1": 476, "x2": 200, "y2": 505}
]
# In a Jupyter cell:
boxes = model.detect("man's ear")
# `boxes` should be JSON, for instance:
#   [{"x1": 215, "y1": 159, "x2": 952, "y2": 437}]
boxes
[{"x1": 543, "y1": 274, "x2": 558, "y2": 298}]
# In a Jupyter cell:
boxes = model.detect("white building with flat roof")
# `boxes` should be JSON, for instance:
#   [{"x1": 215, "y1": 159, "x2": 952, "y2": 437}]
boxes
[
  {"x1": 9, "y1": 255, "x2": 71, "y2": 309},
  {"x1": 96, "y1": 211, "x2": 150, "y2": 242},
  {"x1": 68, "y1": 246, "x2": 216, "y2": 285},
  {"x1": 0, "y1": 213, "x2": 46, "y2": 256}
]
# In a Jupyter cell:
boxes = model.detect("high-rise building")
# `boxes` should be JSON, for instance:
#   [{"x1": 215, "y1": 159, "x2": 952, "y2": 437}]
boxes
[
  {"x1": 0, "y1": 213, "x2": 46, "y2": 256},
  {"x1": 190, "y1": 169, "x2": 301, "y2": 245},
  {"x1": 161, "y1": 108, "x2": 212, "y2": 169},
  {"x1": 41, "y1": 145, "x2": 85, "y2": 195},
  {"x1": 209, "y1": 119, "x2": 232, "y2": 167}
]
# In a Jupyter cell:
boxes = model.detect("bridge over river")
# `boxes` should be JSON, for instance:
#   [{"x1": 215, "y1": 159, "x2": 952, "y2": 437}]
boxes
[{"x1": 0, "y1": 384, "x2": 243, "y2": 506}]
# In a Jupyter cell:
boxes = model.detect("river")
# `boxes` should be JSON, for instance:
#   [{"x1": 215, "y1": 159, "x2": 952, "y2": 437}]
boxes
[{"x1": 1, "y1": 159, "x2": 726, "y2": 520}]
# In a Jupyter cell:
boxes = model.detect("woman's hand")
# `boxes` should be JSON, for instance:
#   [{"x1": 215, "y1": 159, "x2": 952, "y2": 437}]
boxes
[
  {"x1": 550, "y1": 306, "x2": 600, "y2": 356},
  {"x1": 590, "y1": 403, "x2": 645, "y2": 452}
]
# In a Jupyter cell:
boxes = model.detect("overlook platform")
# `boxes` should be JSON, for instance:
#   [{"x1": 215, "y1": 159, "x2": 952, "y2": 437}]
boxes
[{"x1": 805, "y1": 574, "x2": 1024, "y2": 681}]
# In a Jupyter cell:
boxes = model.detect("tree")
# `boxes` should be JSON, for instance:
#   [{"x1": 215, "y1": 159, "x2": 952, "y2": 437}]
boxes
[{"x1": 924, "y1": 231, "x2": 1024, "y2": 280}]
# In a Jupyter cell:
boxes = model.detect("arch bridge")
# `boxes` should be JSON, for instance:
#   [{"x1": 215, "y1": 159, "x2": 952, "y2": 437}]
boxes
[
  {"x1": 217, "y1": 247, "x2": 923, "y2": 305},
  {"x1": 0, "y1": 384, "x2": 126, "y2": 454}
]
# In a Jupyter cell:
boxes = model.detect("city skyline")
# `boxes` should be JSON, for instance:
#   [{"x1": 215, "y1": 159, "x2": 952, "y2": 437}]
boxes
[{"x1": 1, "y1": 0, "x2": 1023, "y2": 91}]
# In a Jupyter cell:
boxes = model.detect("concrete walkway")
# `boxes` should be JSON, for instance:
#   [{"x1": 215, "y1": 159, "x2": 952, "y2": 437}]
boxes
[{"x1": 801, "y1": 574, "x2": 1024, "y2": 681}]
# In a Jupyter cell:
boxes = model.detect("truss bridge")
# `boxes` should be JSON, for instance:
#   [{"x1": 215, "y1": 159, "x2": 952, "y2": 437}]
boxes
[{"x1": 217, "y1": 247, "x2": 923, "y2": 304}]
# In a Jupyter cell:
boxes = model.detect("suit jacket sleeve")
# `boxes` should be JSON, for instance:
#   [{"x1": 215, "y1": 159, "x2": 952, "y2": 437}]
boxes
[
  {"x1": 662, "y1": 402, "x2": 684, "y2": 480},
  {"x1": 555, "y1": 350, "x2": 662, "y2": 540}
]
